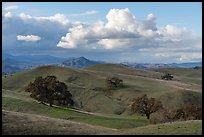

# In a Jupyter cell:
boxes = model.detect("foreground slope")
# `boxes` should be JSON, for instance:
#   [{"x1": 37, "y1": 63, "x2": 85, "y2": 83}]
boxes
[
  {"x1": 2, "y1": 96, "x2": 148, "y2": 129},
  {"x1": 2, "y1": 110, "x2": 114, "y2": 135},
  {"x1": 114, "y1": 120, "x2": 202, "y2": 135},
  {"x1": 3, "y1": 110, "x2": 201, "y2": 135}
]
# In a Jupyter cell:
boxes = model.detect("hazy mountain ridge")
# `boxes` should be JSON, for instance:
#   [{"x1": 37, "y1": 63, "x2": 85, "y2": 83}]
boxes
[
  {"x1": 2, "y1": 58, "x2": 32, "y2": 74},
  {"x1": 2, "y1": 55, "x2": 103, "y2": 74},
  {"x1": 2, "y1": 53, "x2": 66, "y2": 64},
  {"x1": 120, "y1": 62, "x2": 202, "y2": 69},
  {"x1": 2, "y1": 53, "x2": 202, "y2": 74}
]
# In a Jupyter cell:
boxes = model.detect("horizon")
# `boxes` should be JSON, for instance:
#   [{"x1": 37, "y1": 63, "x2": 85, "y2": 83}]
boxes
[
  {"x1": 2, "y1": 2, "x2": 202, "y2": 64},
  {"x1": 3, "y1": 52, "x2": 202, "y2": 64}
]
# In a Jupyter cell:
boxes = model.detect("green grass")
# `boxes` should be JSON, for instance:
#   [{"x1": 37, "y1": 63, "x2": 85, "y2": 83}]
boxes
[
  {"x1": 115, "y1": 120, "x2": 202, "y2": 135},
  {"x1": 84, "y1": 64, "x2": 163, "y2": 79},
  {"x1": 179, "y1": 77, "x2": 202, "y2": 85},
  {"x1": 2, "y1": 89, "x2": 33, "y2": 101},
  {"x1": 159, "y1": 90, "x2": 202, "y2": 110},
  {"x1": 3, "y1": 110, "x2": 202, "y2": 135},
  {"x1": 3, "y1": 110, "x2": 115, "y2": 135},
  {"x1": 2, "y1": 96, "x2": 148, "y2": 129},
  {"x1": 155, "y1": 68, "x2": 202, "y2": 86},
  {"x1": 156, "y1": 68, "x2": 202, "y2": 77},
  {"x1": 2, "y1": 66, "x2": 104, "y2": 90}
]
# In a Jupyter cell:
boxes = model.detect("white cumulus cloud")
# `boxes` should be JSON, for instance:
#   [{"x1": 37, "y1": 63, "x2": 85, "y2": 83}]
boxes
[
  {"x1": 56, "y1": 8, "x2": 201, "y2": 62},
  {"x1": 57, "y1": 8, "x2": 141, "y2": 49},
  {"x1": 57, "y1": 8, "x2": 201, "y2": 52},
  {"x1": 17, "y1": 35, "x2": 41, "y2": 42},
  {"x1": 19, "y1": 13, "x2": 69, "y2": 26},
  {"x1": 2, "y1": 7, "x2": 201, "y2": 63},
  {"x1": 147, "y1": 13, "x2": 156, "y2": 21},
  {"x1": 105, "y1": 8, "x2": 138, "y2": 32}
]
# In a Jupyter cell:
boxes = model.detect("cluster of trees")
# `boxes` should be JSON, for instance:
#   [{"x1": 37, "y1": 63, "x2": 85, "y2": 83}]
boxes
[
  {"x1": 161, "y1": 73, "x2": 173, "y2": 80},
  {"x1": 174, "y1": 103, "x2": 202, "y2": 120},
  {"x1": 150, "y1": 103, "x2": 202, "y2": 124},
  {"x1": 25, "y1": 75, "x2": 74, "y2": 107},
  {"x1": 106, "y1": 77, "x2": 123, "y2": 89},
  {"x1": 130, "y1": 94, "x2": 202, "y2": 122}
]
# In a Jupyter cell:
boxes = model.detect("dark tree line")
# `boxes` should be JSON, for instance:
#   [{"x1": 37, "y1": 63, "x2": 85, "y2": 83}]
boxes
[{"x1": 25, "y1": 75, "x2": 74, "y2": 107}]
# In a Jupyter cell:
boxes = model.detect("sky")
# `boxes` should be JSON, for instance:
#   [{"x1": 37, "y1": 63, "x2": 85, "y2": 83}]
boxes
[{"x1": 2, "y1": 2, "x2": 202, "y2": 63}]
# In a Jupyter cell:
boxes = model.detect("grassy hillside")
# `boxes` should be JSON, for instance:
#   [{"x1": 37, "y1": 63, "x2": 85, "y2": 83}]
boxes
[
  {"x1": 113, "y1": 120, "x2": 202, "y2": 135},
  {"x1": 84, "y1": 64, "x2": 201, "y2": 110},
  {"x1": 2, "y1": 96, "x2": 148, "y2": 129},
  {"x1": 2, "y1": 64, "x2": 202, "y2": 113},
  {"x1": 2, "y1": 66, "x2": 106, "y2": 91},
  {"x1": 84, "y1": 64, "x2": 163, "y2": 79},
  {"x1": 156, "y1": 67, "x2": 202, "y2": 85},
  {"x1": 157, "y1": 67, "x2": 202, "y2": 77},
  {"x1": 2, "y1": 110, "x2": 115, "y2": 135},
  {"x1": 2, "y1": 64, "x2": 202, "y2": 135}
]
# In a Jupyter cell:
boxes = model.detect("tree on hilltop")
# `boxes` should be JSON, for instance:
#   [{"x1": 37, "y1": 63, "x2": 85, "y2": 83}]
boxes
[
  {"x1": 106, "y1": 77, "x2": 123, "y2": 89},
  {"x1": 25, "y1": 75, "x2": 74, "y2": 107},
  {"x1": 161, "y1": 73, "x2": 173, "y2": 80}
]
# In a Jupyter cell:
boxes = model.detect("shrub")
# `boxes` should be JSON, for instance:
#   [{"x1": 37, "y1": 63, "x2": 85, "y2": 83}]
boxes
[
  {"x1": 150, "y1": 103, "x2": 202, "y2": 124},
  {"x1": 174, "y1": 103, "x2": 202, "y2": 120},
  {"x1": 161, "y1": 73, "x2": 173, "y2": 80},
  {"x1": 150, "y1": 109, "x2": 176, "y2": 124},
  {"x1": 106, "y1": 77, "x2": 123, "y2": 89}
]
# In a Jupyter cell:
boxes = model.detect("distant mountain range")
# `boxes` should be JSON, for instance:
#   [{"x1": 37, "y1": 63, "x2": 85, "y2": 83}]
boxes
[
  {"x1": 58, "y1": 56, "x2": 103, "y2": 68},
  {"x1": 2, "y1": 53, "x2": 66, "y2": 74},
  {"x1": 2, "y1": 58, "x2": 33, "y2": 74},
  {"x1": 2, "y1": 54, "x2": 103, "y2": 74},
  {"x1": 2, "y1": 53, "x2": 65, "y2": 65},
  {"x1": 120, "y1": 62, "x2": 202, "y2": 69},
  {"x1": 2, "y1": 53, "x2": 202, "y2": 74}
]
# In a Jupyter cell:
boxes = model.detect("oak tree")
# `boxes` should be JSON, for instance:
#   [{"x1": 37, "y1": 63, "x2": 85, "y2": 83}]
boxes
[
  {"x1": 25, "y1": 75, "x2": 74, "y2": 107},
  {"x1": 131, "y1": 94, "x2": 163, "y2": 119}
]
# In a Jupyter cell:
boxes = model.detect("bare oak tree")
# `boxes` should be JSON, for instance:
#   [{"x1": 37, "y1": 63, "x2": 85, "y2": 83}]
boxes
[{"x1": 130, "y1": 94, "x2": 163, "y2": 119}]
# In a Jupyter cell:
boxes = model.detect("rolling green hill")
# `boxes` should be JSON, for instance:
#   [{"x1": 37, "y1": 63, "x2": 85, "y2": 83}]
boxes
[
  {"x1": 2, "y1": 64, "x2": 202, "y2": 135},
  {"x1": 84, "y1": 64, "x2": 163, "y2": 79},
  {"x1": 155, "y1": 67, "x2": 202, "y2": 85},
  {"x1": 2, "y1": 64, "x2": 202, "y2": 113}
]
